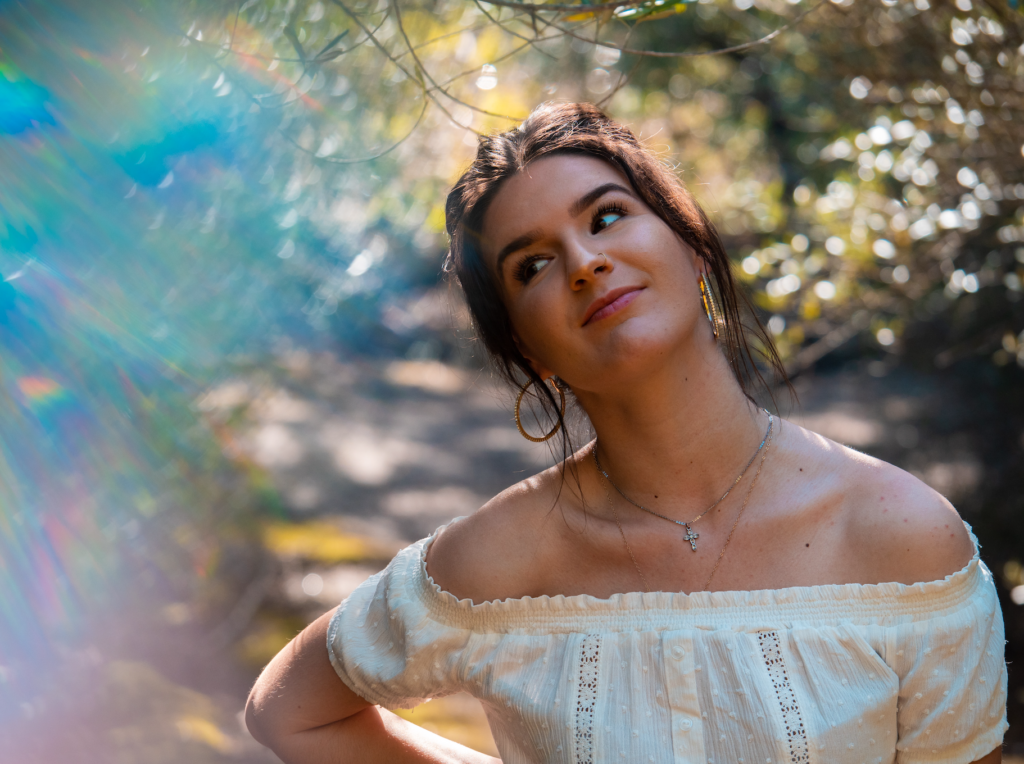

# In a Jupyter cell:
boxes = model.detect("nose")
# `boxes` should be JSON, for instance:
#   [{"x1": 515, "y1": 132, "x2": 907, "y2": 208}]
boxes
[{"x1": 568, "y1": 248, "x2": 611, "y2": 290}]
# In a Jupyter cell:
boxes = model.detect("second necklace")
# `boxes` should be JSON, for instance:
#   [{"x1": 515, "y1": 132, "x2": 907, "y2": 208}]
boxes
[{"x1": 593, "y1": 409, "x2": 773, "y2": 552}]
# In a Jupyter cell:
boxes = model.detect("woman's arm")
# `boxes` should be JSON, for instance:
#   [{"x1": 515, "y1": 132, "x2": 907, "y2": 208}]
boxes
[{"x1": 244, "y1": 607, "x2": 500, "y2": 764}]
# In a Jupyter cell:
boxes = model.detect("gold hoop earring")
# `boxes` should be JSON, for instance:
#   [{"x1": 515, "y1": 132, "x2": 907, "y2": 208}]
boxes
[
  {"x1": 700, "y1": 272, "x2": 723, "y2": 340},
  {"x1": 514, "y1": 378, "x2": 566, "y2": 442}
]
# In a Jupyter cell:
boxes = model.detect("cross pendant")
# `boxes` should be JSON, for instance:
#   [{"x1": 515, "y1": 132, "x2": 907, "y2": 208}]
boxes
[{"x1": 682, "y1": 523, "x2": 699, "y2": 552}]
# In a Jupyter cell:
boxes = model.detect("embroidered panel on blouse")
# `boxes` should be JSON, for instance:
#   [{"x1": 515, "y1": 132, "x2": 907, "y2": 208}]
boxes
[
  {"x1": 758, "y1": 631, "x2": 811, "y2": 764},
  {"x1": 572, "y1": 635, "x2": 601, "y2": 764}
]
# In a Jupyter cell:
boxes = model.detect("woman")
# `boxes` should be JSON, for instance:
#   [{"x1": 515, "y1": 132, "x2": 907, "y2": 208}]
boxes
[{"x1": 245, "y1": 102, "x2": 1007, "y2": 764}]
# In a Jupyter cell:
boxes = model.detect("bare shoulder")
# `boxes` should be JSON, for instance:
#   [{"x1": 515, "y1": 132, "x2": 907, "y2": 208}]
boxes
[
  {"x1": 782, "y1": 420, "x2": 974, "y2": 585},
  {"x1": 840, "y1": 450, "x2": 974, "y2": 584},
  {"x1": 424, "y1": 463, "x2": 572, "y2": 604}
]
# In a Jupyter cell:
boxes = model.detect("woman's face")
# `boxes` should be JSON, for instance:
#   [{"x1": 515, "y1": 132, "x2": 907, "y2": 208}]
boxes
[{"x1": 479, "y1": 153, "x2": 711, "y2": 392}]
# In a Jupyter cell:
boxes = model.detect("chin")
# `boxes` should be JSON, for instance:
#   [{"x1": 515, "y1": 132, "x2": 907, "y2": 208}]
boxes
[{"x1": 593, "y1": 318, "x2": 695, "y2": 374}]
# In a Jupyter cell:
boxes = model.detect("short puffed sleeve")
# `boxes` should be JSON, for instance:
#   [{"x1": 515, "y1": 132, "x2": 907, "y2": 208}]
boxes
[
  {"x1": 887, "y1": 560, "x2": 1008, "y2": 764},
  {"x1": 326, "y1": 537, "x2": 472, "y2": 710}
]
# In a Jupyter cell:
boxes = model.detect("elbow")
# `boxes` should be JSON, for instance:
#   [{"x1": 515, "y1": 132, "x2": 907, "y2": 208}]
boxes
[
  {"x1": 244, "y1": 683, "x2": 277, "y2": 748},
  {"x1": 244, "y1": 691, "x2": 267, "y2": 746}
]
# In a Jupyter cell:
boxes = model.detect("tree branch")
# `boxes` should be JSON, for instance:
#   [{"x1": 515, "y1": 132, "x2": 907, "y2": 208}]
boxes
[
  {"x1": 389, "y1": 0, "x2": 527, "y2": 123},
  {"x1": 471, "y1": 0, "x2": 560, "y2": 60},
  {"x1": 480, "y1": 0, "x2": 648, "y2": 12},
  {"x1": 536, "y1": 0, "x2": 828, "y2": 59},
  {"x1": 281, "y1": 96, "x2": 431, "y2": 164}
]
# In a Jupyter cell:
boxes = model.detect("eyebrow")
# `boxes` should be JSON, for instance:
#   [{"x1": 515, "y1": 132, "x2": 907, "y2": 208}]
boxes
[{"x1": 495, "y1": 182, "x2": 635, "y2": 275}]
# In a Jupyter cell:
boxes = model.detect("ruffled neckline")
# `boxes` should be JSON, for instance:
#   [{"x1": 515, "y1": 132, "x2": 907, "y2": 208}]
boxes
[{"x1": 412, "y1": 516, "x2": 988, "y2": 629}]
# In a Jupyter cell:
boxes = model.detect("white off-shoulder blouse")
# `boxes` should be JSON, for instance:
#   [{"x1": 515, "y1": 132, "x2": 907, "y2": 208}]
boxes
[{"x1": 327, "y1": 518, "x2": 1008, "y2": 764}]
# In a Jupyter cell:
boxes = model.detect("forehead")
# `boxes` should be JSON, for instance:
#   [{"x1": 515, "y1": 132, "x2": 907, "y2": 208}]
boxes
[{"x1": 479, "y1": 154, "x2": 633, "y2": 259}]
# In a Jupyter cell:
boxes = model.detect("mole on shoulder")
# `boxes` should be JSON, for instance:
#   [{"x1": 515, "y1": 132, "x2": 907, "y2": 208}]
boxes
[
  {"x1": 799, "y1": 468, "x2": 803, "y2": 472},
  {"x1": 805, "y1": 543, "x2": 810, "y2": 548}
]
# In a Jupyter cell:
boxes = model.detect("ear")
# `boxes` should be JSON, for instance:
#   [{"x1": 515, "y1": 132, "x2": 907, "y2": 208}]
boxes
[{"x1": 512, "y1": 332, "x2": 555, "y2": 382}]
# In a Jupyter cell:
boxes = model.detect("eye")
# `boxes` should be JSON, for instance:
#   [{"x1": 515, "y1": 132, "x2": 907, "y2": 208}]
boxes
[
  {"x1": 513, "y1": 255, "x2": 550, "y2": 283},
  {"x1": 592, "y1": 202, "x2": 627, "y2": 233}
]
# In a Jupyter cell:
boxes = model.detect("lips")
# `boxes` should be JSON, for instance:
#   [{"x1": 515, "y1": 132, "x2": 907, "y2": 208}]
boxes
[{"x1": 582, "y1": 286, "x2": 645, "y2": 326}]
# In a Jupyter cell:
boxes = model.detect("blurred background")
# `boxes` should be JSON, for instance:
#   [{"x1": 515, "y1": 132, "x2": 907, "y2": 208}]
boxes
[{"x1": 1, "y1": 0, "x2": 1022, "y2": 759}]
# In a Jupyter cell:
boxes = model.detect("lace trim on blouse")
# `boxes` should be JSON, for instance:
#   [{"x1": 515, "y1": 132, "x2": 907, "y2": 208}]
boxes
[
  {"x1": 758, "y1": 631, "x2": 811, "y2": 764},
  {"x1": 571, "y1": 635, "x2": 602, "y2": 764}
]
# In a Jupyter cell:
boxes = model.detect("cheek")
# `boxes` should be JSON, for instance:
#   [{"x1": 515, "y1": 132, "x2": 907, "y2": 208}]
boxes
[
  {"x1": 655, "y1": 241, "x2": 701, "y2": 297},
  {"x1": 618, "y1": 222, "x2": 694, "y2": 278},
  {"x1": 507, "y1": 287, "x2": 575, "y2": 361},
  {"x1": 508, "y1": 302, "x2": 554, "y2": 354}
]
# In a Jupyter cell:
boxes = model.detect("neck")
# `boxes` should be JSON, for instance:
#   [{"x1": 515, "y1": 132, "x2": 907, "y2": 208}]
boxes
[{"x1": 575, "y1": 344, "x2": 767, "y2": 521}]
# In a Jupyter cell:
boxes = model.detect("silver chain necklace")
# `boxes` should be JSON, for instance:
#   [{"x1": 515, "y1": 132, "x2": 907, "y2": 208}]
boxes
[{"x1": 593, "y1": 410, "x2": 773, "y2": 552}]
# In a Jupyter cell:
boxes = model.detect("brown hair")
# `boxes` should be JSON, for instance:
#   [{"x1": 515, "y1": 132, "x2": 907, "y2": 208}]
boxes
[{"x1": 444, "y1": 101, "x2": 788, "y2": 461}]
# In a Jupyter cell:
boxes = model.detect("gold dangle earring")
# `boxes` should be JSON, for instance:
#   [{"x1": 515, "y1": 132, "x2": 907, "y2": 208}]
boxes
[
  {"x1": 700, "y1": 271, "x2": 724, "y2": 340},
  {"x1": 514, "y1": 378, "x2": 567, "y2": 442}
]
